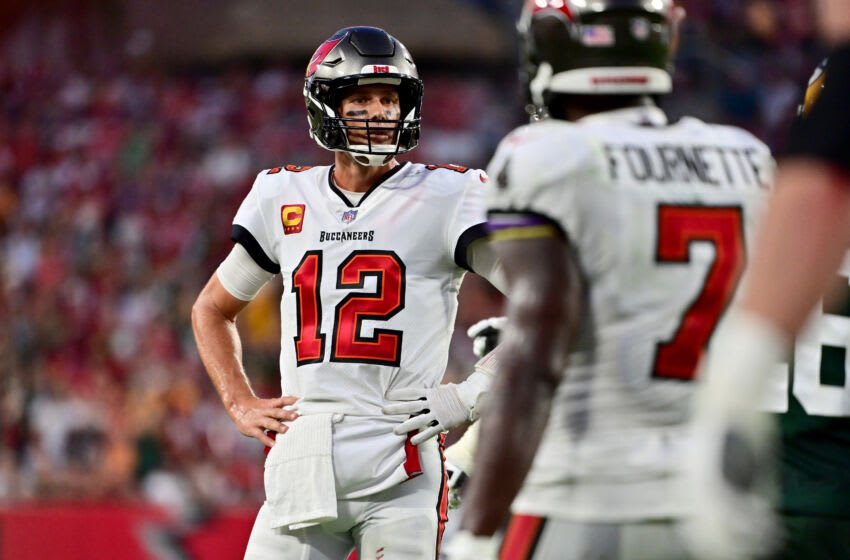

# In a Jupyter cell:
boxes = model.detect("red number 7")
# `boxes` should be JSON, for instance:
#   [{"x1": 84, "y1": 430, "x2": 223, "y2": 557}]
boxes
[{"x1": 653, "y1": 205, "x2": 747, "y2": 381}]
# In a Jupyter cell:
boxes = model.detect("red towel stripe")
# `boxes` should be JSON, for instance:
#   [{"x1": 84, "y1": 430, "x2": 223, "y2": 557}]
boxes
[{"x1": 403, "y1": 430, "x2": 423, "y2": 478}]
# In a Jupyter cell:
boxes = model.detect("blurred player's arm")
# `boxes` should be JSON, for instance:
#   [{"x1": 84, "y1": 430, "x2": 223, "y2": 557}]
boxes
[
  {"x1": 741, "y1": 161, "x2": 850, "y2": 336},
  {"x1": 685, "y1": 44, "x2": 850, "y2": 560},
  {"x1": 191, "y1": 245, "x2": 299, "y2": 448},
  {"x1": 741, "y1": 41, "x2": 850, "y2": 339},
  {"x1": 459, "y1": 230, "x2": 583, "y2": 536},
  {"x1": 697, "y1": 45, "x2": 850, "y2": 413}
]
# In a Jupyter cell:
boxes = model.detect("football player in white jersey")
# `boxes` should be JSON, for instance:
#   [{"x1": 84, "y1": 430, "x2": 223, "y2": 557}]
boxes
[
  {"x1": 191, "y1": 26, "x2": 504, "y2": 560},
  {"x1": 446, "y1": 2, "x2": 776, "y2": 559}
]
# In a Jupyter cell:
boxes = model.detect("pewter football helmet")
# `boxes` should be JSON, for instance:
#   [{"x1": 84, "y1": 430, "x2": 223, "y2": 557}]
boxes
[{"x1": 304, "y1": 26, "x2": 423, "y2": 166}]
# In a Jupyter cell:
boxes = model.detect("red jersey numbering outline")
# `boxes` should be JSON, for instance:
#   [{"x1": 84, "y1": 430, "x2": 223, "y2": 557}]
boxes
[
  {"x1": 291, "y1": 250, "x2": 406, "y2": 366},
  {"x1": 267, "y1": 164, "x2": 313, "y2": 174},
  {"x1": 425, "y1": 164, "x2": 469, "y2": 173}
]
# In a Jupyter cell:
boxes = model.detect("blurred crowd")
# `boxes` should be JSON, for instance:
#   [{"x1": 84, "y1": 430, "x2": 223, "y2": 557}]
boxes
[{"x1": 0, "y1": 0, "x2": 825, "y2": 521}]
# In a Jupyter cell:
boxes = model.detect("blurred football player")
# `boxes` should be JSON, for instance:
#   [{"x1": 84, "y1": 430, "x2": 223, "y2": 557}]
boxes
[
  {"x1": 191, "y1": 26, "x2": 504, "y2": 560},
  {"x1": 686, "y1": 2, "x2": 850, "y2": 558},
  {"x1": 445, "y1": 2, "x2": 777, "y2": 559}
]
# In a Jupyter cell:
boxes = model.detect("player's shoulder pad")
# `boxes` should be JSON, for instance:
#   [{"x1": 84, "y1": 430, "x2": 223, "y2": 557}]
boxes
[
  {"x1": 678, "y1": 117, "x2": 773, "y2": 155},
  {"x1": 410, "y1": 162, "x2": 489, "y2": 193},
  {"x1": 251, "y1": 164, "x2": 325, "y2": 194},
  {"x1": 423, "y1": 163, "x2": 489, "y2": 183},
  {"x1": 489, "y1": 121, "x2": 596, "y2": 191}
]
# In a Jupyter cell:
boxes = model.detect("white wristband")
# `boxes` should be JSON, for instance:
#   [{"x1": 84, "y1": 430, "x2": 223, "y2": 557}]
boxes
[
  {"x1": 456, "y1": 354, "x2": 498, "y2": 422},
  {"x1": 216, "y1": 244, "x2": 275, "y2": 301},
  {"x1": 445, "y1": 421, "x2": 479, "y2": 476},
  {"x1": 699, "y1": 310, "x2": 790, "y2": 415}
]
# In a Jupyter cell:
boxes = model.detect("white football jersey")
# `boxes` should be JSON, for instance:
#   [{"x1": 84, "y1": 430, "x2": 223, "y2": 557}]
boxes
[
  {"x1": 486, "y1": 106, "x2": 775, "y2": 521},
  {"x1": 231, "y1": 161, "x2": 488, "y2": 497}
]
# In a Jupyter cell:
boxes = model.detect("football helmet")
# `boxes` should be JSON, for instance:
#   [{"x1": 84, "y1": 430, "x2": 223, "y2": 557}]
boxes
[
  {"x1": 304, "y1": 26, "x2": 423, "y2": 166},
  {"x1": 519, "y1": 0, "x2": 675, "y2": 111}
]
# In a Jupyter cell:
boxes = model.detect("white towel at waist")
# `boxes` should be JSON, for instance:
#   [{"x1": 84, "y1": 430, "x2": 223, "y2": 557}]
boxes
[{"x1": 264, "y1": 412, "x2": 339, "y2": 530}]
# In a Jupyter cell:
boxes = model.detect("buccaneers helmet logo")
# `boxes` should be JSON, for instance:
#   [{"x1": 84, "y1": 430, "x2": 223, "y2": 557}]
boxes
[{"x1": 306, "y1": 36, "x2": 344, "y2": 78}]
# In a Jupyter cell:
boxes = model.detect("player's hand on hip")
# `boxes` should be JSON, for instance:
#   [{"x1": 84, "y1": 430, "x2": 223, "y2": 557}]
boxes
[
  {"x1": 382, "y1": 320, "x2": 501, "y2": 445},
  {"x1": 229, "y1": 395, "x2": 300, "y2": 448},
  {"x1": 382, "y1": 385, "x2": 474, "y2": 445}
]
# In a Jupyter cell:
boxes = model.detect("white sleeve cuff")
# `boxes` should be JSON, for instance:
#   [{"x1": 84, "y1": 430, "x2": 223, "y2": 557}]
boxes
[{"x1": 215, "y1": 244, "x2": 275, "y2": 302}]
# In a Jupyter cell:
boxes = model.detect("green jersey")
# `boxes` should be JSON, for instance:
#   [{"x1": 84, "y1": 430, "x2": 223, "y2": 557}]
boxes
[{"x1": 763, "y1": 271, "x2": 850, "y2": 517}]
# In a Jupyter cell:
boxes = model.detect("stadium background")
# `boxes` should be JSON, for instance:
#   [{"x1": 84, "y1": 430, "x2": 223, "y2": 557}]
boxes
[{"x1": 0, "y1": 0, "x2": 823, "y2": 557}]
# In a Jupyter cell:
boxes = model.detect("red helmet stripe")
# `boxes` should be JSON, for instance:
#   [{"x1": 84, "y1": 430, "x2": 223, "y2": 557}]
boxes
[
  {"x1": 529, "y1": 0, "x2": 575, "y2": 20},
  {"x1": 306, "y1": 37, "x2": 344, "y2": 77}
]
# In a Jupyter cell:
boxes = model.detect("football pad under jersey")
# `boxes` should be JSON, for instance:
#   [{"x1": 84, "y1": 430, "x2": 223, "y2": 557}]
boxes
[
  {"x1": 231, "y1": 161, "x2": 487, "y2": 497},
  {"x1": 487, "y1": 107, "x2": 775, "y2": 521}
]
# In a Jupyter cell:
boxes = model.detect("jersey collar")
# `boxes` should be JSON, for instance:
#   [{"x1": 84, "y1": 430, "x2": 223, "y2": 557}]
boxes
[
  {"x1": 577, "y1": 106, "x2": 668, "y2": 127},
  {"x1": 326, "y1": 161, "x2": 409, "y2": 208}
]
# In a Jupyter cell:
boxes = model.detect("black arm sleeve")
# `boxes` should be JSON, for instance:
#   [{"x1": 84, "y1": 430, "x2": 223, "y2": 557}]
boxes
[{"x1": 785, "y1": 44, "x2": 850, "y2": 173}]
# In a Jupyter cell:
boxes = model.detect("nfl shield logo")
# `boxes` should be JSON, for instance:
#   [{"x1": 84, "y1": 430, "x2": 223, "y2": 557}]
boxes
[
  {"x1": 631, "y1": 17, "x2": 651, "y2": 41},
  {"x1": 342, "y1": 209, "x2": 358, "y2": 224}
]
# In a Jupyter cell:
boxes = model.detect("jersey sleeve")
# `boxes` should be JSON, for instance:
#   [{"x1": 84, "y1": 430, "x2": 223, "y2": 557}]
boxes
[
  {"x1": 485, "y1": 127, "x2": 585, "y2": 243},
  {"x1": 446, "y1": 169, "x2": 489, "y2": 271},
  {"x1": 231, "y1": 172, "x2": 281, "y2": 274},
  {"x1": 785, "y1": 44, "x2": 850, "y2": 173}
]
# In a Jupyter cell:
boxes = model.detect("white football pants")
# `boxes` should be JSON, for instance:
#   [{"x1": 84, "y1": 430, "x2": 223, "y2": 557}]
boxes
[{"x1": 244, "y1": 437, "x2": 448, "y2": 560}]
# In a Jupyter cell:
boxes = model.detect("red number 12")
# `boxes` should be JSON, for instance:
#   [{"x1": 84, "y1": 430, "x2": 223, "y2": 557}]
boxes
[{"x1": 291, "y1": 250, "x2": 405, "y2": 366}]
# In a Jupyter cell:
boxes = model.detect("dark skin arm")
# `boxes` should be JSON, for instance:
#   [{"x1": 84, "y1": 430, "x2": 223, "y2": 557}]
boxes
[
  {"x1": 459, "y1": 234, "x2": 584, "y2": 535},
  {"x1": 191, "y1": 273, "x2": 299, "y2": 448}
]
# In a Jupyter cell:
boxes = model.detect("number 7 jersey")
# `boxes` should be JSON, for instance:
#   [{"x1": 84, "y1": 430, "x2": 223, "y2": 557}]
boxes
[
  {"x1": 231, "y1": 162, "x2": 488, "y2": 417},
  {"x1": 486, "y1": 107, "x2": 775, "y2": 520}
]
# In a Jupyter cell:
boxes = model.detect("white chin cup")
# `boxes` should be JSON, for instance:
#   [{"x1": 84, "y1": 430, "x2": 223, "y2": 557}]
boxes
[{"x1": 346, "y1": 145, "x2": 397, "y2": 167}]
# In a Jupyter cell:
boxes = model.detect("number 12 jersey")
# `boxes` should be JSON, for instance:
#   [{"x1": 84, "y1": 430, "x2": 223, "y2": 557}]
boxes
[{"x1": 231, "y1": 162, "x2": 487, "y2": 416}]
